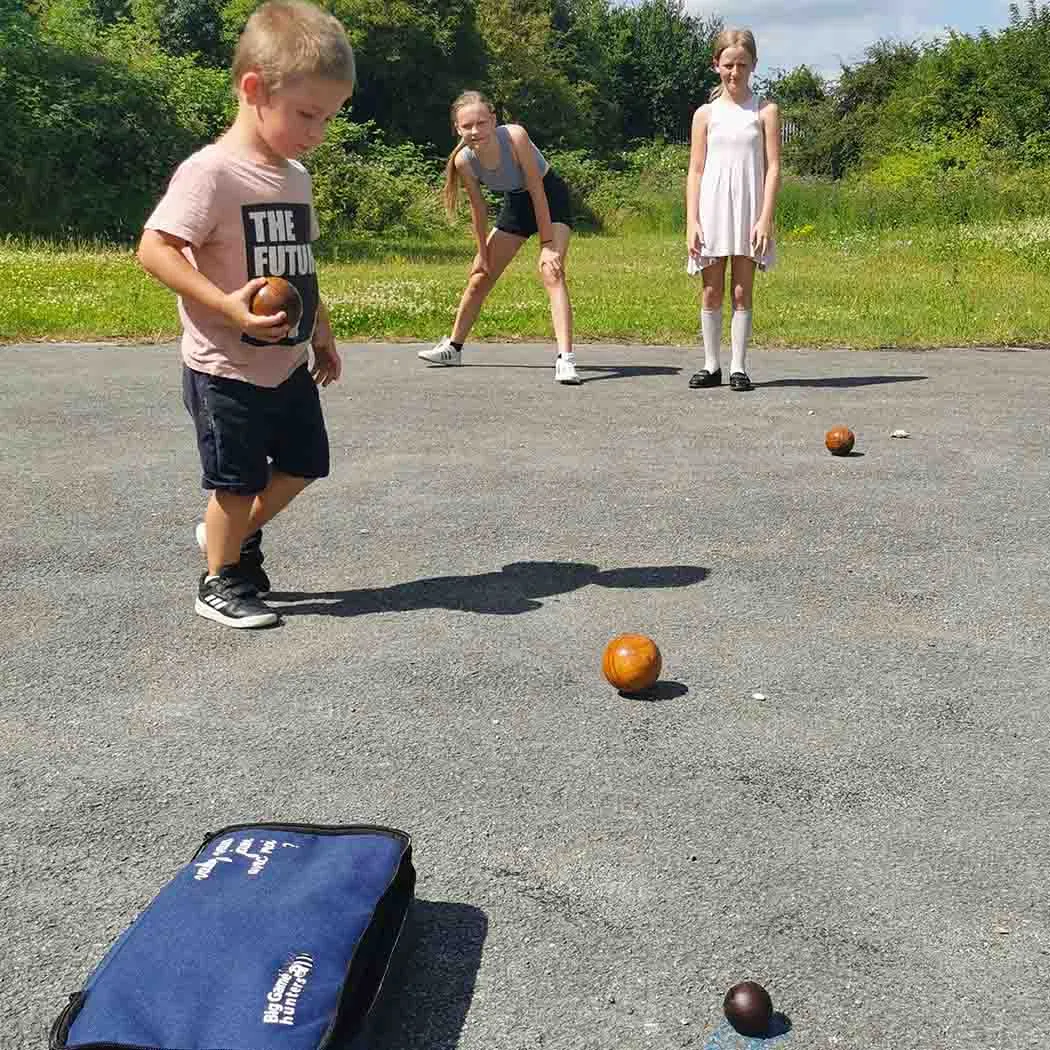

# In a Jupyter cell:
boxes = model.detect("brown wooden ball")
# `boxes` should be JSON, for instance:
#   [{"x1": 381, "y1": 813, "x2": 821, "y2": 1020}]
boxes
[
  {"x1": 250, "y1": 276, "x2": 303, "y2": 329},
  {"x1": 723, "y1": 980, "x2": 773, "y2": 1037},
  {"x1": 825, "y1": 425, "x2": 855, "y2": 456},
  {"x1": 602, "y1": 634, "x2": 662, "y2": 693}
]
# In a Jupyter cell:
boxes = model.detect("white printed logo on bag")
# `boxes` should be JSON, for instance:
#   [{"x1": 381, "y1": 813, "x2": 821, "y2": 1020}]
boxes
[
  {"x1": 193, "y1": 837, "x2": 299, "y2": 881},
  {"x1": 263, "y1": 954, "x2": 314, "y2": 1026}
]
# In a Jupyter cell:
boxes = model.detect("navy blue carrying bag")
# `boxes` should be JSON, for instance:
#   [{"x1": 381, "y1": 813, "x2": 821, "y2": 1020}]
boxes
[{"x1": 50, "y1": 822, "x2": 415, "y2": 1050}]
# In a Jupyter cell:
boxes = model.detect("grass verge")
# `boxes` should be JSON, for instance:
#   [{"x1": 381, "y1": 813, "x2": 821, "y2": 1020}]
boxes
[{"x1": 2, "y1": 223, "x2": 1048, "y2": 348}]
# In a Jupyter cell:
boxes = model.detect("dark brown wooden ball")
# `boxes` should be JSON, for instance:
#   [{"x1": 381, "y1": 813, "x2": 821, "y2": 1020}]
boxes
[
  {"x1": 825, "y1": 425, "x2": 855, "y2": 456},
  {"x1": 250, "y1": 276, "x2": 303, "y2": 329},
  {"x1": 602, "y1": 634, "x2": 661, "y2": 693},
  {"x1": 723, "y1": 981, "x2": 773, "y2": 1037}
]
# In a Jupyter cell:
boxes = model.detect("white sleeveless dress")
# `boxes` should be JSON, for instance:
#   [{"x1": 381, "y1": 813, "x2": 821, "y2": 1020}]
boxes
[{"x1": 687, "y1": 95, "x2": 775, "y2": 274}]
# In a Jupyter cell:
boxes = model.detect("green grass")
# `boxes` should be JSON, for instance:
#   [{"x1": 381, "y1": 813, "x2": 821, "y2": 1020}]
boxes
[{"x1": 3, "y1": 222, "x2": 1049, "y2": 348}]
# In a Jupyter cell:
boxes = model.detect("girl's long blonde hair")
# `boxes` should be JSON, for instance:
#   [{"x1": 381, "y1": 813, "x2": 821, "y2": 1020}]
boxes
[
  {"x1": 442, "y1": 90, "x2": 497, "y2": 218},
  {"x1": 710, "y1": 28, "x2": 758, "y2": 100}
]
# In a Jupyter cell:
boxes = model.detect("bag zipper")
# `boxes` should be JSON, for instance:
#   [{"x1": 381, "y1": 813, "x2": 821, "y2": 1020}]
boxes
[{"x1": 192, "y1": 821, "x2": 410, "y2": 860}]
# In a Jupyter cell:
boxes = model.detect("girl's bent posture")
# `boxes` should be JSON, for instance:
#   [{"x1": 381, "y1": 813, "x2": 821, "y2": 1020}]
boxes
[
  {"x1": 419, "y1": 91, "x2": 581, "y2": 385},
  {"x1": 686, "y1": 29, "x2": 781, "y2": 392}
]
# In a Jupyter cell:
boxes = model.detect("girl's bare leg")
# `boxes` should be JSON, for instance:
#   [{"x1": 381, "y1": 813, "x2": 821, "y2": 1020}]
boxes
[
  {"x1": 451, "y1": 229, "x2": 525, "y2": 344},
  {"x1": 542, "y1": 222, "x2": 574, "y2": 356}
]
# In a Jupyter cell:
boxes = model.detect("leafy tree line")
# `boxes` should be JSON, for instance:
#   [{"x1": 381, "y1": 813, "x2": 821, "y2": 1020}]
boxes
[
  {"x1": 763, "y1": 1, "x2": 1050, "y2": 183},
  {"x1": 4, "y1": 0, "x2": 1050, "y2": 239},
  {"x1": 2, "y1": 0, "x2": 721, "y2": 237}
]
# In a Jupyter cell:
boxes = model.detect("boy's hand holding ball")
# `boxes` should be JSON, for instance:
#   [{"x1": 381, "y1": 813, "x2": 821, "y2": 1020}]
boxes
[{"x1": 227, "y1": 276, "x2": 302, "y2": 342}]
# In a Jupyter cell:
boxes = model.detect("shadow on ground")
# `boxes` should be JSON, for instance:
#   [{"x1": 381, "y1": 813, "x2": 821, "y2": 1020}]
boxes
[
  {"x1": 618, "y1": 680, "x2": 690, "y2": 702},
  {"x1": 424, "y1": 363, "x2": 682, "y2": 382},
  {"x1": 579, "y1": 364, "x2": 682, "y2": 383},
  {"x1": 702, "y1": 1013, "x2": 793, "y2": 1048},
  {"x1": 366, "y1": 900, "x2": 487, "y2": 1050},
  {"x1": 756, "y1": 375, "x2": 926, "y2": 388},
  {"x1": 269, "y1": 562, "x2": 708, "y2": 618}
]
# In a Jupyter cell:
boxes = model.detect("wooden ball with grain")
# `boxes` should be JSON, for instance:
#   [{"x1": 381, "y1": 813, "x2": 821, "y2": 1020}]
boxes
[
  {"x1": 250, "y1": 276, "x2": 303, "y2": 329},
  {"x1": 825, "y1": 425, "x2": 855, "y2": 456},
  {"x1": 602, "y1": 634, "x2": 662, "y2": 693},
  {"x1": 723, "y1": 981, "x2": 773, "y2": 1037}
]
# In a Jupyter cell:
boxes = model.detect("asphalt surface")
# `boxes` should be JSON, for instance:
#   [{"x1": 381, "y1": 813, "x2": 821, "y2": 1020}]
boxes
[{"x1": 2, "y1": 341, "x2": 1049, "y2": 1050}]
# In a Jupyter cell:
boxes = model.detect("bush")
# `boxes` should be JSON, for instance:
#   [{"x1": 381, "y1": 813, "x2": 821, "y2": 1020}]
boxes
[
  {"x1": 0, "y1": 9, "x2": 230, "y2": 240},
  {"x1": 579, "y1": 141, "x2": 688, "y2": 232},
  {"x1": 308, "y1": 117, "x2": 444, "y2": 240}
]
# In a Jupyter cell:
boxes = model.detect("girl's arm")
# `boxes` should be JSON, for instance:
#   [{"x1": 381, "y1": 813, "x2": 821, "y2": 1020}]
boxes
[
  {"x1": 506, "y1": 124, "x2": 561, "y2": 277},
  {"x1": 456, "y1": 154, "x2": 491, "y2": 273},
  {"x1": 685, "y1": 106, "x2": 709, "y2": 257},
  {"x1": 753, "y1": 101, "x2": 782, "y2": 257}
]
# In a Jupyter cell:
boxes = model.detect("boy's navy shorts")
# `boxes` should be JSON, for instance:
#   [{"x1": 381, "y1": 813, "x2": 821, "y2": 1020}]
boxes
[{"x1": 182, "y1": 363, "x2": 329, "y2": 495}]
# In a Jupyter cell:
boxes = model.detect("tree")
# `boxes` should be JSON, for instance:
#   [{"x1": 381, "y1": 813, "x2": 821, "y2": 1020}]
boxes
[
  {"x1": 474, "y1": 0, "x2": 585, "y2": 146},
  {"x1": 221, "y1": 0, "x2": 487, "y2": 147},
  {"x1": 606, "y1": 0, "x2": 719, "y2": 143},
  {"x1": 160, "y1": 0, "x2": 228, "y2": 66}
]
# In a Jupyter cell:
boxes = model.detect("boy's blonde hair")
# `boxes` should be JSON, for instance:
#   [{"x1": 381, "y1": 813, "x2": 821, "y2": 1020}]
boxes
[
  {"x1": 710, "y1": 28, "x2": 757, "y2": 100},
  {"x1": 232, "y1": 0, "x2": 356, "y2": 92},
  {"x1": 442, "y1": 90, "x2": 498, "y2": 218}
]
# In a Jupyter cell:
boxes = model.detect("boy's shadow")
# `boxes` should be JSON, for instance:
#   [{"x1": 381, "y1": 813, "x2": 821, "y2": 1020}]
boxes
[
  {"x1": 364, "y1": 900, "x2": 487, "y2": 1050},
  {"x1": 269, "y1": 561, "x2": 708, "y2": 618}
]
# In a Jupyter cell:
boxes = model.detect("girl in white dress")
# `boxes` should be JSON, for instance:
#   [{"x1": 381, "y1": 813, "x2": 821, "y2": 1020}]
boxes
[{"x1": 685, "y1": 29, "x2": 781, "y2": 391}]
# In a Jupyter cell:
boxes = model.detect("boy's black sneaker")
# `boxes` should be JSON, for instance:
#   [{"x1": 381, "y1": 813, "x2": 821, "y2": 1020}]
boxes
[
  {"x1": 196, "y1": 524, "x2": 270, "y2": 595},
  {"x1": 195, "y1": 568, "x2": 279, "y2": 629},
  {"x1": 237, "y1": 530, "x2": 271, "y2": 595}
]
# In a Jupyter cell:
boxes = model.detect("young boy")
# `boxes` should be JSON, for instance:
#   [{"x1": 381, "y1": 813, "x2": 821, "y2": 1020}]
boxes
[{"x1": 138, "y1": 0, "x2": 354, "y2": 629}]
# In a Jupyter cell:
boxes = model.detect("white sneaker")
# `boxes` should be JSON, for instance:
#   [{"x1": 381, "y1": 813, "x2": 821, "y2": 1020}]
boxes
[
  {"x1": 418, "y1": 338, "x2": 462, "y2": 366},
  {"x1": 555, "y1": 352, "x2": 582, "y2": 385}
]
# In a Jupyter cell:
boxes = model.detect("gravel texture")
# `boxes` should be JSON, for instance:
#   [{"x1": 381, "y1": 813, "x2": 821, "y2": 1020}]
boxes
[{"x1": 2, "y1": 341, "x2": 1049, "y2": 1050}]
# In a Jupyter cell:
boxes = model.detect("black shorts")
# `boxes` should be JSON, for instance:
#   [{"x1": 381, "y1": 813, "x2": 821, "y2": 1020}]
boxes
[
  {"x1": 182, "y1": 363, "x2": 330, "y2": 494},
  {"x1": 496, "y1": 169, "x2": 574, "y2": 238}
]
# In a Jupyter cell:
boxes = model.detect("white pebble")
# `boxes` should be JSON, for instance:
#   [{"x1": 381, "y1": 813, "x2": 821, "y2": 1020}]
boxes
[
  {"x1": 891, "y1": 429, "x2": 910, "y2": 438},
  {"x1": 752, "y1": 692, "x2": 768, "y2": 701}
]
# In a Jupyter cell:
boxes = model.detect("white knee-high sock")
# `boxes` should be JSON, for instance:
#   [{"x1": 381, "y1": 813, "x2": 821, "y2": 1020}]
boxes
[
  {"x1": 731, "y1": 309, "x2": 752, "y2": 374},
  {"x1": 700, "y1": 307, "x2": 722, "y2": 372}
]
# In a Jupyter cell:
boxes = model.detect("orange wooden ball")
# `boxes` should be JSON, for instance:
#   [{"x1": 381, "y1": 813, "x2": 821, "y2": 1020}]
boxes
[
  {"x1": 825, "y1": 425, "x2": 855, "y2": 456},
  {"x1": 602, "y1": 634, "x2": 662, "y2": 693},
  {"x1": 250, "y1": 276, "x2": 303, "y2": 329}
]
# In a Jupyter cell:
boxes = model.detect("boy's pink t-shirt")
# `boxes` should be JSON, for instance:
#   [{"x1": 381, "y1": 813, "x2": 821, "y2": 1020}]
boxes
[{"x1": 145, "y1": 142, "x2": 321, "y2": 388}]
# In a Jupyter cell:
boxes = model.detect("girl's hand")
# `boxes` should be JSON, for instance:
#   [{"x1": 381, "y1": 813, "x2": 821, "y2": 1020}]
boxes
[
  {"x1": 751, "y1": 218, "x2": 773, "y2": 259},
  {"x1": 539, "y1": 244, "x2": 562, "y2": 280},
  {"x1": 226, "y1": 277, "x2": 289, "y2": 343},
  {"x1": 470, "y1": 251, "x2": 491, "y2": 278},
  {"x1": 311, "y1": 328, "x2": 342, "y2": 386},
  {"x1": 687, "y1": 222, "x2": 704, "y2": 258}
]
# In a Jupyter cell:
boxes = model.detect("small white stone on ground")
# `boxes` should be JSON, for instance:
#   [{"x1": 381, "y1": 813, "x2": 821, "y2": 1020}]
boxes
[
  {"x1": 891, "y1": 429, "x2": 910, "y2": 438},
  {"x1": 752, "y1": 692, "x2": 768, "y2": 701}
]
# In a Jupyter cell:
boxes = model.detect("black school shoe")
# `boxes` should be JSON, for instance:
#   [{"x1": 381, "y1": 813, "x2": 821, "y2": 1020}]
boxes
[
  {"x1": 195, "y1": 567, "x2": 279, "y2": 629},
  {"x1": 729, "y1": 371, "x2": 754, "y2": 391},
  {"x1": 688, "y1": 367, "x2": 722, "y2": 388}
]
